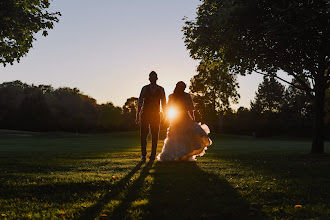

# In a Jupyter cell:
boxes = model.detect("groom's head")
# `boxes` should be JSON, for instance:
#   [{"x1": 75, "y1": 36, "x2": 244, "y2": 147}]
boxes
[{"x1": 149, "y1": 71, "x2": 158, "y2": 84}]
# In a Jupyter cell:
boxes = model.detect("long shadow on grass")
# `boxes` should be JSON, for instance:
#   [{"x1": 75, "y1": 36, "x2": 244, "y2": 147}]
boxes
[
  {"x1": 146, "y1": 161, "x2": 252, "y2": 219},
  {"x1": 78, "y1": 161, "x2": 146, "y2": 220},
  {"x1": 107, "y1": 161, "x2": 154, "y2": 219}
]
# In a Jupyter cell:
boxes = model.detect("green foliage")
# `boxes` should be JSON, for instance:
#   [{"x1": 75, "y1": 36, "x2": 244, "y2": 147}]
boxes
[
  {"x1": 47, "y1": 87, "x2": 99, "y2": 132},
  {"x1": 0, "y1": 0, "x2": 60, "y2": 66},
  {"x1": 184, "y1": 0, "x2": 329, "y2": 80},
  {"x1": 220, "y1": 77, "x2": 330, "y2": 137},
  {"x1": 0, "y1": 131, "x2": 329, "y2": 219},
  {"x1": 0, "y1": 81, "x2": 46, "y2": 130},
  {"x1": 283, "y1": 77, "x2": 313, "y2": 120},
  {"x1": 189, "y1": 60, "x2": 239, "y2": 128},
  {"x1": 121, "y1": 97, "x2": 139, "y2": 130},
  {"x1": 190, "y1": 60, "x2": 239, "y2": 112},
  {"x1": 0, "y1": 81, "x2": 130, "y2": 132},
  {"x1": 251, "y1": 76, "x2": 286, "y2": 114},
  {"x1": 98, "y1": 102, "x2": 122, "y2": 131},
  {"x1": 184, "y1": 0, "x2": 330, "y2": 153}
]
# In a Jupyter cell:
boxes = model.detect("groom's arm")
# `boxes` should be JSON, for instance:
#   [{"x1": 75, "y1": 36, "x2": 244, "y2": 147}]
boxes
[{"x1": 136, "y1": 87, "x2": 146, "y2": 124}]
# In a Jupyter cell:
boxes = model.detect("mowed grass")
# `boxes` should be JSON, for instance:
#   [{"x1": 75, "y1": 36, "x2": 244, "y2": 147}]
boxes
[{"x1": 0, "y1": 130, "x2": 329, "y2": 219}]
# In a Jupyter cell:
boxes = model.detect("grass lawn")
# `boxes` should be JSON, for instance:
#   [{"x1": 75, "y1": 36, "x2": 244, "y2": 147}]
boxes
[{"x1": 0, "y1": 129, "x2": 329, "y2": 219}]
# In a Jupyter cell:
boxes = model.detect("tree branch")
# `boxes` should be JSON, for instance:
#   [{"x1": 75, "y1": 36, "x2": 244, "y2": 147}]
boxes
[
  {"x1": 279, "y1": 65, "x2": 315, "y2": 92},
  {"x1": 253, "y1": 69, "x2": 314, "y2": 97},
  {"x1": 253, "y1": 70, "x2": 308, "y2": 90},
  {"x1": 287, "y1": 72, "x2": 314, "y2": 93}
]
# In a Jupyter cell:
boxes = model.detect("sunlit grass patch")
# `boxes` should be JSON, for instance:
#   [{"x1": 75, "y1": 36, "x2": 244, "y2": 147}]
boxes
[
  {"x1": 199, "y1": 134, "x2": 330, "y2": 218},
  {"x1": 131, "y1": 199, "x2": 149, "y2": 207}
]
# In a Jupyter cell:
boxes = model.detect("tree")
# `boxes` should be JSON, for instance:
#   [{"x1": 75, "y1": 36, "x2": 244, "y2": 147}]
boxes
[
  {"x1": 250, "y1": 77, "x2": 287, "y2": 137},
  {"x1": 121, "y1": 97, "x2": 138, "y2": 130},
  {"x1": 0, "y1": 0, "x2": 60, "y2": 66},
  {"x1": 184, "y1": 0, "x2": 330, "y2": 153},
  {"x1": 0, "y1": 81, "x2": 31, "y2": 129},
  {"x1": 251, "y1": 76, "x2": 286, "y2": 114},
  {"x1": 98, "y1": 102, "x2": 122, "y2": 131},
  {"x1": 46, "y1": 87, "x2": 98, "y2": 132},
  {"x1": 0, "y1": 81, "x2": 52, "y2": 131},
  {"x1": 283, "y1": 78, "x2": 313, "y2": 131},
  {"x1": 0, "y1": 81, "x2": 137, "y2": 133},
  {"x1": 18, "y1": 87, "x2": 50, "y2": 131},
  {"x1": 189, "y1": 60, "x2": 239, "y2": 129},
  {"x1": 221, "y1": 107, "x2": 255, "y2": 135}
]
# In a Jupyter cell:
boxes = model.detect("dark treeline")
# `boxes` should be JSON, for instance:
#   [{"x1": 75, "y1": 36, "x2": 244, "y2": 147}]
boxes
[
  {"x1": 0, "y1": 81, "x2": 138, "y2": 132},
  {"x1": 1, "y1": 79, "x2": 329, "y2": 138},
  {"x1": 193, "y1": 76, "x2": 330, "y2": 139}
]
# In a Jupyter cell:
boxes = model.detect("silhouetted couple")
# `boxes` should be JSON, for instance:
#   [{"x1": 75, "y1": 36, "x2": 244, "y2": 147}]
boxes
[{"x1": 136, "y1": 71, "x2": 212, "y2": 162}]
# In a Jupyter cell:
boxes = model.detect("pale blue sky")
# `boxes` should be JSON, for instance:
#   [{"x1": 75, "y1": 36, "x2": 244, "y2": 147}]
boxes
[{"x1": 1, "y1": 0, "x2": 286, "y2": 109}]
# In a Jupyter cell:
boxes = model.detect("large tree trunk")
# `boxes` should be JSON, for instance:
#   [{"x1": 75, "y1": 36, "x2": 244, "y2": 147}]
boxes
[{"x1": 311, "y1": 77, "x2": 326, "y2": 154}]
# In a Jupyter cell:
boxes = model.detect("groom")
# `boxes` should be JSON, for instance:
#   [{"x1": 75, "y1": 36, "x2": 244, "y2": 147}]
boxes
[{"x1": 136, "y1": 71, "x2": 166, "y2": 162}]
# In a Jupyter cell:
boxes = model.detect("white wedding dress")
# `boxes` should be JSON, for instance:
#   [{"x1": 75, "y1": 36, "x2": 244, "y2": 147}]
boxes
[{"x1": 157, "y1": 93, "x2": 212, "y2": 161}]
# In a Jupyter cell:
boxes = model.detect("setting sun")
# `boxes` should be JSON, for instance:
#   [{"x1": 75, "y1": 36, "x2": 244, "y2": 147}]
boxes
[{"x1": 167, "y1": 108, "x2": 178, "y2": 119}]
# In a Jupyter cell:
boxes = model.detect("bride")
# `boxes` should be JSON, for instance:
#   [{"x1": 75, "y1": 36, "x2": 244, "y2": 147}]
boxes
[{"x1": 157, "y1": 81, "x2": 212, "y2": 161}]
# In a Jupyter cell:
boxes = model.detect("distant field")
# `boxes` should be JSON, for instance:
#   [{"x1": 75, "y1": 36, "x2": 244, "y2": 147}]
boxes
[{"x1": 0, "y1": 130, "x2": 329, "y2": 219}]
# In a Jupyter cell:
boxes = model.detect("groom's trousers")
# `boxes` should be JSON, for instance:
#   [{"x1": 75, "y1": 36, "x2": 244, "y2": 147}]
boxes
[{"x1": 140, "y1": 113, "x2": 160, "y2": 158}]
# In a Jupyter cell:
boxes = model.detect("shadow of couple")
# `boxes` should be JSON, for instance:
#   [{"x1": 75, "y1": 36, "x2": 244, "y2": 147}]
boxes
[{"x1": 79, "y1": 161, "x2": 252, "y2": 219}]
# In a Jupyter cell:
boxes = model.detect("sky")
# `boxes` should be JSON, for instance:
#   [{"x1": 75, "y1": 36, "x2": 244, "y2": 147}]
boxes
[{"x1": 1, "y1": 0, "x2": 287, "y2": 109}]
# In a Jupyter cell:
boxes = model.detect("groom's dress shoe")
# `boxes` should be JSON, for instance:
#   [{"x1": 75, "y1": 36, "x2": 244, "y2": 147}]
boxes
[
  {"x1": 141, "y1": 156, "x2": 146, "y2": 162},
  {"x1": 149, "y1": 155, "x2": 155, "y2": 161}
]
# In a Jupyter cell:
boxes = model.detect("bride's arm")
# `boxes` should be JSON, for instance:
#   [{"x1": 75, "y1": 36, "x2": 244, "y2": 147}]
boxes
[
  {"x1": 187, "y1": 93, "x2": 195, "y2": 121},
  {"x1": 188, "y1": 110, "x2": 195, "y2": 121}
]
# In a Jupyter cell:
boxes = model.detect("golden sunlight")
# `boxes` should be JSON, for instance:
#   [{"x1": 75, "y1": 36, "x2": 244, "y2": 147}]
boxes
[{"x1": 167, "y1": 108, "x2": 177, "y2": 119}]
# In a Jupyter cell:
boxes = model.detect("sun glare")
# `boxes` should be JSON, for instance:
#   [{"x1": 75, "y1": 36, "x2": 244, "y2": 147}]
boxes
[{"x1": 167, "y1": 108, "x2": 177, "y2": 119}]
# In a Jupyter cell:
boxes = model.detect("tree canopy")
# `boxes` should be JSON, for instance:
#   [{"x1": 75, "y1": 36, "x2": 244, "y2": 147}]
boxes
[
  {"x1": 0, "y1": 0, "x2": 60, "y2": 66},
  {"x1": 0, "y1": 81, "x2": 133, "y2": 132},
  {"x1": 251, "y1": 76, "x2": 285, "y2": 114},
  {"x1": 184, "y1": 0, "x2": 330, "y2": 153},
  {"x1": 122, "y1": 97, "x2": 139, "y2": 130},
  {"x1": 190, "y1": 60, "x2": 239, "y2": 129},
  {"x1": 283, "y1": 78, "x2": 313, "y2": 120},
  {"x1": 184, "y1": 0, "x2": 329, "y2": 80}
]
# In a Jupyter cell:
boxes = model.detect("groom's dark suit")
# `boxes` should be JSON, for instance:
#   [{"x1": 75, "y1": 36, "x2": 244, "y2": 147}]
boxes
[{"x1": 138, "y1": 84, "x2": 166, "y2": 159}]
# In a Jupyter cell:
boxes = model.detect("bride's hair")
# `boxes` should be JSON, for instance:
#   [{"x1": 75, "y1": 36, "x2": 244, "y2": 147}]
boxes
[{"x1": 173, "y1": 81, "x2": 186, "y2": 95}]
